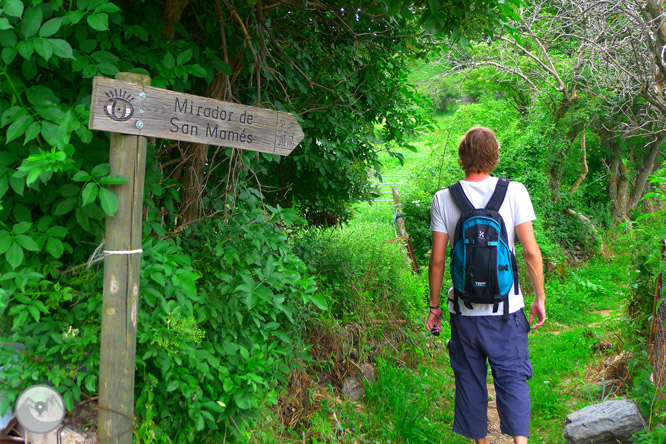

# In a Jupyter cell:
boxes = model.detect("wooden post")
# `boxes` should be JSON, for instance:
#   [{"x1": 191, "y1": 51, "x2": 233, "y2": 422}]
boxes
[
  {"x1": 391, "y1": 187, "x2": 419, "y2": 273},
  {"x1": 98, "y1": 72, "x2": 151, "y2": 444}
]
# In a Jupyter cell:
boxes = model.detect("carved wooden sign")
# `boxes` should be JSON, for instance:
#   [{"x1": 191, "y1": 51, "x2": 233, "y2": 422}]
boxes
[{"x1": 89, "y1": 76, "x2": 304, "y2": 156}]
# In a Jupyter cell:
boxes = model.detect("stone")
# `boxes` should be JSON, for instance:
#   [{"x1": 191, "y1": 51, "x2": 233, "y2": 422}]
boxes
[
  {"x1": 359, "y1": 363, "x2": 375, "y2": 385},
  {"x1": 317, "y1": 373, "x2": 333, "y2": 388},
  {"x1": 564, "y1": 399, "x2": 647, "y2": 444},
  {"x1": 342, "y1": 377, "x2": 365, "y2": 402}
]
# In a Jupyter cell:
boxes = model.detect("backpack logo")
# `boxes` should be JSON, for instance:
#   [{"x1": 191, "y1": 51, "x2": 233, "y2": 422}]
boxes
[{"x1": 478, "y1": 230, "x2": 485, "y2": 240}]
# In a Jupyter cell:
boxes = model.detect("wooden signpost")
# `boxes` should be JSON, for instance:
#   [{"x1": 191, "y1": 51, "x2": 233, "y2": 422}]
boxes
[
  {"x1": 90, "y1": 76, "x2": 304, "y2": 156},
  {"x1": 89, "y1": 73, "x2": 303, "y2": 443}
]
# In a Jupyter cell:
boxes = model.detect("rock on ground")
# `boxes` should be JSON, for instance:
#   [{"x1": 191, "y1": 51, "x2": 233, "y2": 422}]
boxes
[
  {"x1": 342, "y1": 378, "x2": 365, "y2": 402},
  {"x1": 564, "y1": 399, "x2": 646, "y2": 444}
]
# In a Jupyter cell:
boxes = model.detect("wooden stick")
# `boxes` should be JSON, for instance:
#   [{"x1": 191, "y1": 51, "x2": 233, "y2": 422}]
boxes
[{"x1": 98, "y1": 72, "x2": 151, "y2": 444}]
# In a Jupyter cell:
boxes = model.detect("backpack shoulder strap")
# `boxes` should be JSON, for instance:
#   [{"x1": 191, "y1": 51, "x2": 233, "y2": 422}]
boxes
[
  {"x1": 449, "y1": 181, "x2": 475, "y2": 213},
  {"x1": 485, "y1": 178, "x2": 510, "y2": 212}
]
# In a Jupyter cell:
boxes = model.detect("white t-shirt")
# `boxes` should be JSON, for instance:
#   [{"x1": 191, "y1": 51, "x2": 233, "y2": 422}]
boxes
[{"x1": 430, "y1": 177, "x2": 536, "y2": 316}]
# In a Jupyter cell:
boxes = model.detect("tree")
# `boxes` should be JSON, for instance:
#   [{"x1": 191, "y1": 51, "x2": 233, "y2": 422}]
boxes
[{"x1": 430, "y1": 0, "x2": 666, "y2": 222}]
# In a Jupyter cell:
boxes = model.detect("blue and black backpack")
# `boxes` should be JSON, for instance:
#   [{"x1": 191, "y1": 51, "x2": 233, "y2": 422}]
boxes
[{"x1": 448, "y1": 178, "x2": 519, "y2": 319}]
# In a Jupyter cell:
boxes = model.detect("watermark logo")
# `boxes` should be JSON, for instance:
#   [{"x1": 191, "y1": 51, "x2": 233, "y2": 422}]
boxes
[
  {"x1": 15, "y1": 385, "x2": 65, "y2": 434},
  {"x1": 104, "y1": 89, "x2": 135, "y2": 121}
]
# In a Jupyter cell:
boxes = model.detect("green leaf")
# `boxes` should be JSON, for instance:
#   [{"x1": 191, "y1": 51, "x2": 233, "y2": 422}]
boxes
[
  {"x1": 63, "y1": 390, "x2": 73, "y2": 412},
  {"x1": 246, "y1": 292, "x2": 258, "y2": 310},
  {"x1": 28, "y1": 305, "x2": 40, "y2": 322},
  {"x1": 163, "y1": 52, "x2": 174, "y2": 69},
  {"x1": 1, "y1": 106, "x2": 27, "y2": 127},
  {"x1": 3, "y1": 0, "x2": 24, "y2": 17},
  {"x1": 84, "y1": 374, "x2": 96, "y2": 392},
  {"x1": 0, "y1": 176, "x2": 7, "y2": 199},
  {"x1": 177, "y1": 48, "x2": 193, "y2": 65},
  {"x1": 9, "y1": 175, "x2": 24, "y2": 195},
  {"x1": 91, "y1": 163, "x2": 109, "y2": 177},
  {"x1": 24, "y1": 121, "x2": 41, "y2": 144},
  {"x1": 17, "y1": 39, "x2": 34, "y2": 59},
  {"x1": 26, "y1": 85, "x2": 59, "y2": 106},
  {"x1": 0, "y1": 18, "x2": 11, "y2": 31},
  {"x1": 307, "y1": 293, "x2": 328, "y2": 310},
  {"x1": 6, "y1": 116, "x2": 34, "y2": 143},
  {"x1": 66, "y1": 10, "x2": 85, "y2": 24},
  {"x1": 37, "y1": 106, "x2": 65, "y2": 123},
  {"x1": 96, "y1": 61, "x2": 118, "y2": 75},
  {"x1": 188, "y1": 64, "x2": 208, "y2": 78},
  {"x1": 81, "y1": 182, "x2": 98, "y2": 205},
  {"x1": 95, "y1": 2, "x2": 121, "y2": 13},
  {"x1": 210, "y1": 57, "x2": 233, "y2": 75},
  {"x1": 0, "y1": 231, "x2": 12, "y2": 254},
  {"x1": 166, "y1": 380, "x2": 179, "y2": 392},
  {"x1": 91, "y1": 50, "x2": 119, "y2": 64},
  {"x1": 99, "y1": 187, "x2": 118, "y2": 216},
  {"x1": 34, "y1": 37, "x2": 53, "y2": 61},
  {"x1": 6, "y1": 242, "x2": 23, "y2": 269},
  {"x1": 39, "y1": 16, "x2": 63, "y2": 37},
  {"x1": 233, "y1": 392, "x2": 251, "y2": 410},
  {"x1": 6, "y1": 115, "x2": 33, "y2": 143},
  {"x1": 1, "y1": 47, "x2": 17, "y2": 64},
  {"x1": 46, "y1": 237, "x2": 63, "y2": 258},
  {"x1": 20, "y1": 6, "x2": 43, "y2": 39},
  {"x1": 75, "y1": 206, "x2": 90, "y2": 231},
  {"x1": 15, "y1": 234, "x2": 39, "y2": 251},
  {"x1": 53, "y1": 197, "x2": 77, "y2": 215},
  {"x1": 49, "y1": 39, "x2": 74, "y2": 59},
  {"x1": 46, "y1": 226, "x2": 67, "y2": 238},
  {"x1": 13, "y1": 221, "x2": 32, "y2": 235},
  {"x1": 87, "y1": 12, "x2": 108, "y2": 31},
  {"x1": 72, "y1": 170, "x2": 92, "y2": 182},
  {"x1": 26, "y1": 166, "x2": 43, "y2": 188},
  {"x1": 13, "y1": 308, "x2": 28, "y2": 328},
  {"x1": 99, "y1": 174, "x2": 128, "y2": 185}
]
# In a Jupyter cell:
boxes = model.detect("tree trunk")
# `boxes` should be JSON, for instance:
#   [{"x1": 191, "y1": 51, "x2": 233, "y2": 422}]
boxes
[
  {"x1": 602, "y1": 128, "x2": 631, "y2": 222},
  {"x1": 161, "y1": 0, "x2": 193, "y2": 41},
  {"x1": 178, "y1": 73, "x2": 231, "y2": 224},
  {"x1": 628, "y1": 134, "x2": 665, "y2": 212},
  {"x1": 569, "y1": 130, "x2": 588, "y2": 195}
]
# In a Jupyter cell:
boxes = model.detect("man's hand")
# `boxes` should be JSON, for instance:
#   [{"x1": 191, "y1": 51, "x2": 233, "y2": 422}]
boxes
[
  {"x1": 426, "y1": 307, "x2": 443, "y2": 334},
  {"x1": 529, "y1": 298, "x2": 546, "y2": 330}
]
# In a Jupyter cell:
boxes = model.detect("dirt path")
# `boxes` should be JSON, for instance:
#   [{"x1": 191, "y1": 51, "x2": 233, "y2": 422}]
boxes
[{"x1": 486, "y1": 383, "x2": 514, "y2": 444}]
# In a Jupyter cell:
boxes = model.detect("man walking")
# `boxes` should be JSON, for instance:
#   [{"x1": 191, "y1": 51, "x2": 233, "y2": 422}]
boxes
[{"x1": 426, "y1": 126, "x2": 546, "y2": 444}]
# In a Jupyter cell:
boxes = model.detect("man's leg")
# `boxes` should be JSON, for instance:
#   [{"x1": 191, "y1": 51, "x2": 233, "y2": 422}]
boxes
[
  {"x1": 483, "y1": 312, "x2": 533, "y2": 438},
  {"x1": 449, "y1": 314, "x2": 491, "y2": 440}
]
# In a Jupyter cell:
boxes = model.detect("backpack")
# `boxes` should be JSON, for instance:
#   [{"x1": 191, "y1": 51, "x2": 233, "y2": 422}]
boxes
[{"x1": 448, "y1": 178, "x2": 519, "y2": 319}]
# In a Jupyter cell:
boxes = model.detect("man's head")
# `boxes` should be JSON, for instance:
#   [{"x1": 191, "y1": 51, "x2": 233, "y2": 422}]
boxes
[{"x1": 457, "y1": 126, "x2": 499, "y2": 175}]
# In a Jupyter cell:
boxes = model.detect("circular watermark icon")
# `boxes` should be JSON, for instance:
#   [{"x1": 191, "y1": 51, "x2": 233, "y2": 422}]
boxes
[{"x1": 15, "y1": 385, "x2": 65, "y2": 434}]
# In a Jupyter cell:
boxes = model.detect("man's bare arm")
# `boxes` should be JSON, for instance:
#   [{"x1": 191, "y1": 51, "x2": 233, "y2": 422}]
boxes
[
  {"x1": 515, "y1": 221, "x2": 546, "y2": 329},
  {"x1": 426, "y1": 231, "x2": 448, "y2": 332}
]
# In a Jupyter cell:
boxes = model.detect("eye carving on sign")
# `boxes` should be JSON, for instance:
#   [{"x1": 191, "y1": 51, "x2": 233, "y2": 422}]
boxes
[{"x1": 104, "y1": 89, "x2": 135, "y2": 122}]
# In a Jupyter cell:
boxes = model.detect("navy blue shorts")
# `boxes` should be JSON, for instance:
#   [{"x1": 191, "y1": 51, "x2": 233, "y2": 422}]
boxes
[{"x1": 448, "y1": 311, "x2": 533, "y2": 439}]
